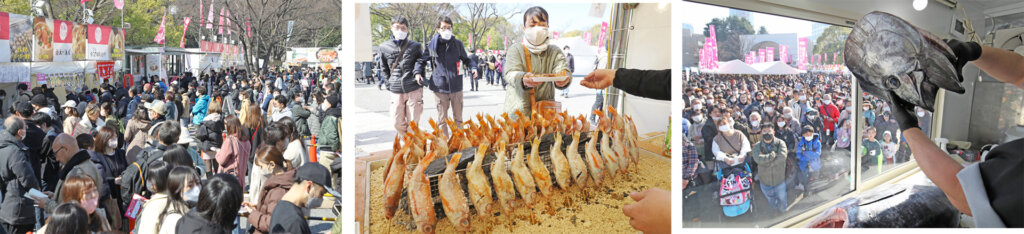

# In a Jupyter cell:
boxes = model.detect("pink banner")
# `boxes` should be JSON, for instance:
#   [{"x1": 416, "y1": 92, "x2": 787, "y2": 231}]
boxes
[
  {"x1": 779, "y1": 45, "x2": 788, "y2": 63},
  {"x1": 766, "y1": 47, "x2": 774, "y2": 62},
  {"x1": 797, "y1": 37, "x2": 808, "y2": 70},
  {"x1": 154, "y1": 9, "x2": 166, "y2": 44},
  {"x1": 758, "y1": 49, "x2": 765, "y2": 63},
  {"x1": 598, "y1": 21, "x2": 608, "y2": 49},
  {"x1": 180, "y1": 17, "x2": 191, "y2": 48},
  {"x1": 206, "y1": 1, "x2": 214, "y2": 29}
]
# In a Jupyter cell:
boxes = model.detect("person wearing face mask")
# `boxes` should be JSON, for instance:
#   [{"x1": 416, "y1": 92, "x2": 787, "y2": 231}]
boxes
[
  {"x1": 862, "y1": 102, "x2": 876, "y2": 127},
  {"x1": 818, "y1": 94, "x2": 840, "y2": 148},
  {"x1": 0, "y1": 116, "x2": 43, "y2": 234},
  {"x1": 269, "y1": 163, "x2": 340, "y2": 234},
  {"x1": 747, "y1": 112, "x2": 763, "y2": 143},
  {"x1": 425, "y1": 16, "x2": 477, "y2": 136},
  {"x1": 712, "y1": 117, "x2": 751, "y2": 167},
  {"x1": 175, "y1": 174, "x2": 243, "y2": 234},
  {"x1": 803, "y1": 109, "x2": 824, "y2": 139},
  {"x1": 773, "y1": 116, "x2": 798, "y2": 154},
  {"x1": 190, "y1": 86, "x2": 211, "y2": 127},
  {"x1": 244, "y1": 147, "x2": 295, "y2": 234},
  {"x1": 87, "y1": 126, "x2": 128, "y2": 228},
  {"x1": 154, "y1": 166, "x2": 199, "y2": 234},
  {"x1": 503, "y1": 6, "x2": 573, "y2": 117},
  {"x1": 833, "y1": 120, "x2": 852, "y2": 151},
  {"x1": 752, "y1": 125, "x2": 788, "y2": 215},
  {"x1": 56, "y1": 174, "x2": 112, "y2": 230},
  {"x1": 378, "y1": 16, "x2": 428, "y2": 135},
  {"x1": 561, "y1": 45, "x2": 574, "y2": 98},
  {"x1": 32, "y1": 133, "x2": 103, "y2": 215},
  {"x1": 215, "y1": 116, "x2": 251, "y2": 189},
  {"x1": 794, "y1": 126, "x2": 821, "y2": 197}
]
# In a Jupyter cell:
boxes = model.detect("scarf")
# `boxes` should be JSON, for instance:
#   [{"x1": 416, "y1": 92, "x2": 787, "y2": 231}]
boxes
[
  {"x1": 523, "y1": 38, "x2": 549, "y2": 54},
  {"x1": 58, "y1": 150, "x2": 92, "y2": 180}
]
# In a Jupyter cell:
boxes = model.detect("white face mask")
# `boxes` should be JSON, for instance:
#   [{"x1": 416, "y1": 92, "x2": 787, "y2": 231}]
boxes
[
  {"x1": 765, "y1": 107, "x2": 774, "y2": 112},
  {"x1": 107, "y1": 140, "x2": 117, "y2": 150},
  {"x1": 392, "y1": 28, "x2": 408, "y2": 40},
  {"x1": 693, "y1": 104, "x2": 703, "y2": 110},
  {"x1": 711, "y1": 116, "x2": 722, "y2": 121},
  {"x1": 751, "y1": 121, "x2": 760, "y2": 127},
  {"x1": 777, "y1": 121, "x2": 785, "y2": 127},
  {"x1": 438, "y1": 29, "x2": 453, "y2": 40},
  {"x1": 718, "y1": 125, "x2": 732, "y2": 132},
  {"x1": 808, "y1": 115, "x2": 816, "y2": 120},
  {"x1": 692, "y1": 115, "x2": 703, "y2": 122},
  {"x1": 917, "y1": 111, "x2": 925, "y2": 117},
  {"x1": 523, "y1": 26, "x2": 549, "y2": 46},
  {"x1": 804, "y1": 136, "x2": 814, "y2": 141},
  {"x1": 863, "y1": 107, "x2": 870, "y2": 111},
  {"x1": 183, "y1": 185, "x2": 201, "y2": 203},
  {"x1": 321, "y1": 102, "x2": 330, "y2": 111},
  {"x1": 824, "y1": 100, "x2": 832, "y2": 105},
  {"x1": 799, "y1": 96, "x2": 806, "y2": 101}
]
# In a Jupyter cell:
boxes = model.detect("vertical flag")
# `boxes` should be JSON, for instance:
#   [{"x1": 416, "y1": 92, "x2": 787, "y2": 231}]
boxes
[
  {"x1": 486, "y1": 36, "x2": 491, "y2": 49},
  {"x1": 552, "y1": 32, "x2": 559, "y2": 40},
  {"x1": 206, "y1": 0, "x2": 215, "y2": 29},
  {"x1": 199, "y1": 0, "x2": 204, "y2": 25},
  {"x1": 780, "y1": 45, "x2": 788, "y2": 63},
  {"x1": 468, "y1": 33, "x2": 473, "y2": 47},
  {"x1": 218, "y1": 8, "x2": 225, "y2": 34},
  {"x1": 834, "y1": 52, "x2": 839, "y2": 64},
  {"x1": 766, "y1": 47, "x2": 774, "y2": 62},
  {"x1": 180, "y1": 17, "x2": 191, "y2": 48},
  {"x1": 758, "y1": 49, "x2": 765, "y2": 63},
  {"x1": 80, "y1": 0, "x2": 93, "y2": 4},
  {"x1": 226, "y1": 9, "x2": 232, "y2": 35},
  {"x1": 154, "y1": 8, "x2": 166, "y2": 44},
  {"x1": 797, "y1": 37, "x2": 808, "y2": 70},
  {"x1": 583, "y1": 32, "x2": 591, "y2": 45},
  {"x1": 503, "y1": 36, "x2": 507, "y2": 48},
  {"x1": 114, "y1": 0, "x2": 124, "y2": 9},
  {"x1": 598, "y1": 21, "x2": 608, "y2": 49},
  {"x1": 245, "y1": 18, "x2": 251, "y2": 38}
]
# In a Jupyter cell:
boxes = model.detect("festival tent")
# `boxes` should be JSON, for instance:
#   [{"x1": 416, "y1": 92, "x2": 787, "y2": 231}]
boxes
[
  {"x1": 752, "y1": 61, "x2": 805, "y2": 75},
  {"x1": 712, "y1": 59, "x2": 760, "y2": 74}
]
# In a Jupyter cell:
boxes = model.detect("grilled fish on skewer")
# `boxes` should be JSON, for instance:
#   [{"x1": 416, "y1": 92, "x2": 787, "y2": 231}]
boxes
[
  {"x1": 384, "y1": 134, "x2": 401, "y2": 180},
  {"x1": 490, "y1": 141, "x2": 517, "y2": 211},
  {"x1": 510, "y1": 143, "x2": 538, "y2": 204},
  {"x1": 549, "y1": 133, "x2": 572, "y2": 189},
  {"x1": 566, "y1": 131, "x2": 588, "y2": 187},
  {"x1": 528, "y1": 137, "x2": 554, "y2": 196},
  {"x1": 466, "y1": 142, "x2": 494, "y2": 216},
  {"x1": 584, "y1": 126, "x2": 605, "y2": 185},
  {"x1": 383, "y1": 141, "x2": 409, "y2": 219},
  {"x1": 439, "y1": 153, "x2": 471, "y2": 232},
  {"x1": 409, "y1": 152, "x2": 437, "y2": 234}
]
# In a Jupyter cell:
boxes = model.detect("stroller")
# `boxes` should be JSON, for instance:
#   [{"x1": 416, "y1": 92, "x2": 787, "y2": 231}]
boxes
[{"x1": 714, "y1": 162, "x2": 754, "y2": 217}]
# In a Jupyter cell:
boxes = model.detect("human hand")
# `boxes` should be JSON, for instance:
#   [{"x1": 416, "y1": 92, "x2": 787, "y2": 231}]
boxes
[
  {"x1": 415, "y1": 74, "x2": 424, "y2": 85},
  {"x1": 943, "y1": 39, "x2": 982, "y2": 81},
  {"x1": 622, "y1": 188, "x2": 671, "y2": 234},
  {"x1": 555, "y1": 76, "x2": 571, "y2": 87},
  {"x1": 682, "y1": 179, "x2": 690, "y2": 189},
  {"x1": 472, "y1": 70, "x2": 478, "y2": 79},
  {"x1": 31, "y1": 196, "x2": 49, "y2": 208},
  {"x1": 888, "y1": 92, "x2": 920, "y2": 131},
  {"x1": 523, "y1": 73, "x2": 541, "y2": 88},
  {"x1": 581, "y1": 69, "x2": 616, "y2": 89}
]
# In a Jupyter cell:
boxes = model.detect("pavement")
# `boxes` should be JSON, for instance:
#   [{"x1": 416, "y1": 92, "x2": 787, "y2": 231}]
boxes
[{"x1": 353, "y1": 75, "x2": 600, "y2": 156}]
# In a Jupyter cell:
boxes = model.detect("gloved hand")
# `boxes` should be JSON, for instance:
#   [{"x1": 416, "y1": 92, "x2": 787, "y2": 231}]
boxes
[
  {"x1": 888, "y1": 91, "x2": 920, "y2": 131},
  {"x1": 943, "y1": 39, "x2": 982, "y2": 82}
]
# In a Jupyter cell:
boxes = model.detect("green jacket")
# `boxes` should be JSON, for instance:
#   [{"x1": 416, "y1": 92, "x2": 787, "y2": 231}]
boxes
[
  {"x1": 751, "y1": 138, "x2": 788, "y2": 186},
  {"x1": 502, "y1": 43, "x2": 571, "y2": 117},
  {"x1": 320, "y1": 115, "x2": 340, "y2": 152}
]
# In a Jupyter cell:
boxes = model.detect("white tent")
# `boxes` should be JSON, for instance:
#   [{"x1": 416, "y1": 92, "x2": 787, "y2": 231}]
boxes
[
  {"x1": 712, "y1": 59, "x2": 760, "y2": 74},
  {"x1": 550, "y1": 36, "x2": 598, "y2": 76},
  {"x1": 752, "y1": 61, "x2": 805, "y2": 75}
]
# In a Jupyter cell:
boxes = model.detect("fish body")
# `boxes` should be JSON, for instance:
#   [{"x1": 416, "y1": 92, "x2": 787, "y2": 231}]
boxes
[
  {"x1": 490, "y1": 141, "x2": 518, "y2": 211},
  {"x1": 566, "y1": 131, "x2": 589, "y2": 187},
  {"x1": 528, "y1": 137, "x2": 554, "y2": 196},
  {"x1": 383, "y1": 142, "x2": 408, "y2": 219},
  {"x1": 439, "y1": 153, "x2": 471, "y2": 232},
  {"x1": 409, "y1": 152, "x2": 437, "y2": 234},
  {"x1": 549, "y1": 133, "x2": 572, "y2": 189},
  {"x1": 466, "y1": 143, "x2": 494, "y2": 216},
  {"x1": 585, "y1": 131, "x2": 605, "y2": 185},
  {"x1": 510, "y1": 144, "x2": 538, "y2": 204}
]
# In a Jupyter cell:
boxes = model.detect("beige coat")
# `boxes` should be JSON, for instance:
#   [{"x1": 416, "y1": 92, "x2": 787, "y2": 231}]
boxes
[{"x1": 502, "y1": 43, "x2": 571, "y2": 117}]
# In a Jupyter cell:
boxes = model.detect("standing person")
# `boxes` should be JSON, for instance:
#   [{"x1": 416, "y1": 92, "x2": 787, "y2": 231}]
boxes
[
  {"x1": 33, "y1": 133, "x2": 103, "y2": 215},
  {"x1": 55, "y1": 175, "x2": 111, "y2": 232},
  {"x1": 196, "y1": 100, "x2": 225, "y2": 176},
  {"x1": 479, "y1": 51, "x2": 490, "y2": 87},
  {"x1": 155, "y1": 166, "x2": 200, "y2": 234},
  {"x1": 0, "y1": 117, "x2": 42, "y2": 234},
  {"x1": 319, "y1": 96, "x2": 342, "y2": 152},
  {"x1": 818, "y1": 94, "x2": 840, "y2": 148},
  {"x1": 190, "y1": 87, "x2": 210, "y2": 127},
  {"x1": 795, "y1": 126, "x2": 821, "y2": 196},
  {"x1": 88, "y1": 127, "x2": 128, "y2": 228},
  {"x1": 35, "y1": 203, "x2": 90, "y2": 234},
  {"x1": 467, "y1": 51, "x2": 481, "y2": 92},
  {"x1": 215, "y1": 116, "x2": 251, "y2": 188},
  {"x1": 269, "y1": 163, "x2": 341, "y2": 234},
  {"x1": 561, "y1": 45, "x2": 574, "y2": 98},
  {"x1": 503, "y1": 6, "x2": 572, "y2": 117},
  {"x1": 174, "y1": 174, "x2": 243, "y2": 234},
  {"x1": 496, "y1": 53, "x2": 506, "y2": 89},
  {"x1": 425, "y1": 16, "x2": 478, "y2": 136},
  {"x1": 243, "y1": 147, "x2": 294, "y2": 234},
  {"x1": 378, "y1": 16, "x2": 427, "y2": 134},
  {"x1": 752, "y1": 125, "x2": 788, "y2": 215}
]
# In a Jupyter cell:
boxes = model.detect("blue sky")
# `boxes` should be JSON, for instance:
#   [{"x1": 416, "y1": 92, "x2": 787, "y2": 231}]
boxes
[
  {"x1": 474, "y1": 3, "x2": 612, "y2": 33},
  {"x1": 679, "y1": 1, "x2": 814, "y2": 37}
]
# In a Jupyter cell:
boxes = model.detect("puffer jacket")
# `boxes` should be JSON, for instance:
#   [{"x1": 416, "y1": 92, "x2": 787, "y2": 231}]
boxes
[
  {"x1": 378, "y1": 39, "x2": 427, "y2": 94},
  {"x1": 191, "y1": 95, "x2": 211, "y2": 125},
  {"x1": 796, "y1": 133, "x2": 822, "y2": 171},
  {"x1": 751, "y1": 137, "x2": 788, "y2": 186},
  {"x1": 247, "y1": 170, "x2": 295, "y2": 234},
  {"x1": 196, "y1": 113, "x2": 224, "y2": 151},
  {"x1": 0, "y1": 131, "x2": 41, "y2": 225},
  {"x1": 291, "y1": 105, "x2": 312, "y2": 137},
  {"x1": 425, "y1": 33, "x2": 476, "y2": 93}
]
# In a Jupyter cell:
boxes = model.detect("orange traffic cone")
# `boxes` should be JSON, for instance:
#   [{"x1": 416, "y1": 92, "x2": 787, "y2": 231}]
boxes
[{"x1": 309, "y1": 135, "x2": 318, "y2": 163}]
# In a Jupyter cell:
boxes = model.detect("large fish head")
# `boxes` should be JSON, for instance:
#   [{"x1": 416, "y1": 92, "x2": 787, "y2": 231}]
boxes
[{"x1": 845, "y1": 11, "x2": 965, "y2": 112}]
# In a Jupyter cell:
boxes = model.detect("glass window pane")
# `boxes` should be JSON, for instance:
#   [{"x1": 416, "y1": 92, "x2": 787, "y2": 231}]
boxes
[
  {"x1": 680, "y1": 2, "x2": 855, "y2": 227},
  {"x1": 858, "y1": 95, "x2": 922, "y2": 181}
]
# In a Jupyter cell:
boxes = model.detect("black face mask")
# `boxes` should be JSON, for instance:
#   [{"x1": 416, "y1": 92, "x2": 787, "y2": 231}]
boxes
[{"x1": 763, "y1": 133, "x2": 774, "y2": 142}]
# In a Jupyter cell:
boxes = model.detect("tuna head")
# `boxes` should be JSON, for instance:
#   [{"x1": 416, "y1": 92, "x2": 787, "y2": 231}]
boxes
[{"x1": 844, "y1": 11, "x2": 965, "y2": 112}]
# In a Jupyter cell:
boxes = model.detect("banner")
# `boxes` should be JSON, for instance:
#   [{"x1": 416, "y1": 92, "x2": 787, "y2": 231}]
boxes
[
  {"x1": 598, "y1": 21, "x2": 608, "y2": 49},
  {"x1": 468, "y1": 33, "x2": 473, "y2": 47},
  {"x1": 779, "y1": 45, "x2": 788, "y2": 63},
  {"x1": 110, "y1": 27, "x2": 124, "y2": 60},
  {"x1": 71, "y1": 23, "x2": 86, "y2": 61},
  {"x1": 86, "y1": 24, "x2": 111, "y2": 60},
  {"x1": 180, "y1": 17, "x2": 191, "y2": 48},
  {"x1": 552, "y1": 31, "x2": 559, "y2": 40},
  {"x1": 206, "y1": 0, "x2": 215, "y2": 29},
  {"x1": 584, "y1": 32, "x2": 591, "y2": 45},
  {"x1": 218, "y1": 8, "x2": 225, "y2": 35},
  {"x1": 758, "y1": 49, "x2": 765, "y2": 63},
  {"x1": 486, "y1": 36, "x2": 491, "y2": 48},
  {"x1": 33, "y1": 18, "x2": 73, "y2": 62},
  {"x1": 96, "y1": 61, "x2": 114, "y2": 81},
  {"x1": 2, "y1": 12, "x2": 33, "y2": 62},
  {"x1": 154, "y1": 9, "x2": 166, "y2": 44},
  {"x1": 766, "y1": 46, "x2": 774, "y2": 62},
  {"x1": 146, "y1": 54, "x2": 164, "y2": 80},
  {"x1": 1, "y1": 12, "x2": 8, "y2": 62},
  {"x1": 797, "y1": 37, "x2": 808, "y2": 70},
  {"x1": 114, "y1": 0, "x2": 124, "y2": 10}
]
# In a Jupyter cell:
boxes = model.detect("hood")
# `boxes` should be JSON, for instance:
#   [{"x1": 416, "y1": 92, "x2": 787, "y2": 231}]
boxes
[
  {"x1": 262, "y1": 170, "x2": 296, "y2": 196},
  {"x1": 0, "y1": 131, "x2": 27, "y2": 150}
]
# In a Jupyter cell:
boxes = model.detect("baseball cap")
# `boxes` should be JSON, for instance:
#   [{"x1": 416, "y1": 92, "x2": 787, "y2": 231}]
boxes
[
  {"x1": 146, "y1": 100, "x2": 167, "y2": 115},
  {"x1": 62, "y1": 100, "x2": 77, "y2": 108},
  {"x1": 31, "y1": 95, "x2": 48, "y2": 107},
  {"x1": 294, "y1": 163, "x2": 341, "y2": 198}
]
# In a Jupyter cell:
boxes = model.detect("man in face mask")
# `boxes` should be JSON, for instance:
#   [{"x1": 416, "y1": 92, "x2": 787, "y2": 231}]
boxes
[
  {"x1": 0, "y1": 116, "x2": 43, "y2": 234},
  {"x1": 32, "y1": 133, "x2": 102, "y2": 215},
  {"x1": 378, "y1": 16, "x2": 428, "y2": 134},
  {"x1": 269, "y1": 163, "x2": 340, "y2": 234},
  {"x1": 751, "y1": 125, "x2": 788, "y2": 215},
  {"x1": 425, "y1": 16, "x2": 477, "y2": 136}
]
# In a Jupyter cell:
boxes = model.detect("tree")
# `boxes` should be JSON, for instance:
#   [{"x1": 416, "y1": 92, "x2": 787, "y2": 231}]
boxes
[
  {"x1": 457, "y1": 3, "x2": 520, "y2": 51},
  {"x1": 703, "y1": 15, "x2": 754, "y2": 62},
  {"x1": 812, "y1": 25, "x2": 851, "y2": 64},
  {"x1": 758, "y1": 26, "x2": 768, "y2": 35}
]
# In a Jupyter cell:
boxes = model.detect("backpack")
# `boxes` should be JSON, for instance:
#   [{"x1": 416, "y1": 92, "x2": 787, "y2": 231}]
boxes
[{"x1": 118, "y1": 147, "x2": 164, "y2": 208}]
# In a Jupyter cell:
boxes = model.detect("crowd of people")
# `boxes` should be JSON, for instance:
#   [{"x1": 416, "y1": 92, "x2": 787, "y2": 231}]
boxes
[
  {"x1": 858, "y1": 93, "x2": 932, "y2": 177},
  {"x1": 0, "y1": 66, "x2": 343, "y2": 234},
  {"x1": 680, "y1": 71, "x2": 854, "y2": 215}
]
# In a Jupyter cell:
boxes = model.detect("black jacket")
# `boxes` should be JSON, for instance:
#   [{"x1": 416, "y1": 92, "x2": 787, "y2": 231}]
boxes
[
  {"x1": 613, "y1": 69, "x2": 670, "y2": 101},
  {"x1": 425, "y1": 34, "x2": 476, "y2": 93},
  {"x1": 175, "y1": 210, "x2": 232, "y2": 234},
  {"x1": 196, "y1": 114, "x2": 224, "y2": 152},
  {"x1": 0, "y1": 131, "x2": 40, "y2": 225},
  {"x1": 378, "y1": 39, "x2": 427, "y2": 94},
  {"x1": 23, "y1": 123, "x2": 46, "y2": 183}
]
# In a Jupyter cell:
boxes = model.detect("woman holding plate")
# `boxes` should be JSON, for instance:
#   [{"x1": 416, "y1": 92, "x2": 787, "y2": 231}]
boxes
[{"x1": 502, "y1": 6, "x2": 572, "y2": 118}]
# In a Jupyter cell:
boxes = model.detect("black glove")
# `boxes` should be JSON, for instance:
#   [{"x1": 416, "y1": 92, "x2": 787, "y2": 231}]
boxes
[
  {"x1": 943, "y1": 39, "x2": 982, "y2": 82},
  {"x1": 888, "y1": 91, "x2": 920, "y2": 131}
]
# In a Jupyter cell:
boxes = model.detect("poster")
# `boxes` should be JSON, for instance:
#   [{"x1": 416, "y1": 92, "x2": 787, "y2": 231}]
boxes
[
  {"x1": 33, "y1": 17, "x2": 74, "y2": 62},
  {"x1": 86, "y1": 24, "x2": 111, "y2": 60},
  {"x1": 3, "y1": 13, "x2": 32, "y2": 62},
  {"x1": 145, "y1": 54, "x2": 162, "y2": 79},
  {"x1": 110, "y1": 27, "x2": 124, "y2": 60},
  {"x1": 72, "y1": 23, "x2": 86, "y2": 60},
  {"x1": 36, "y1": 74, "x2": 46, "y2": 84},
  {"x1": 96, "y1": 61, "x2": 114, "y2": 81}
]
